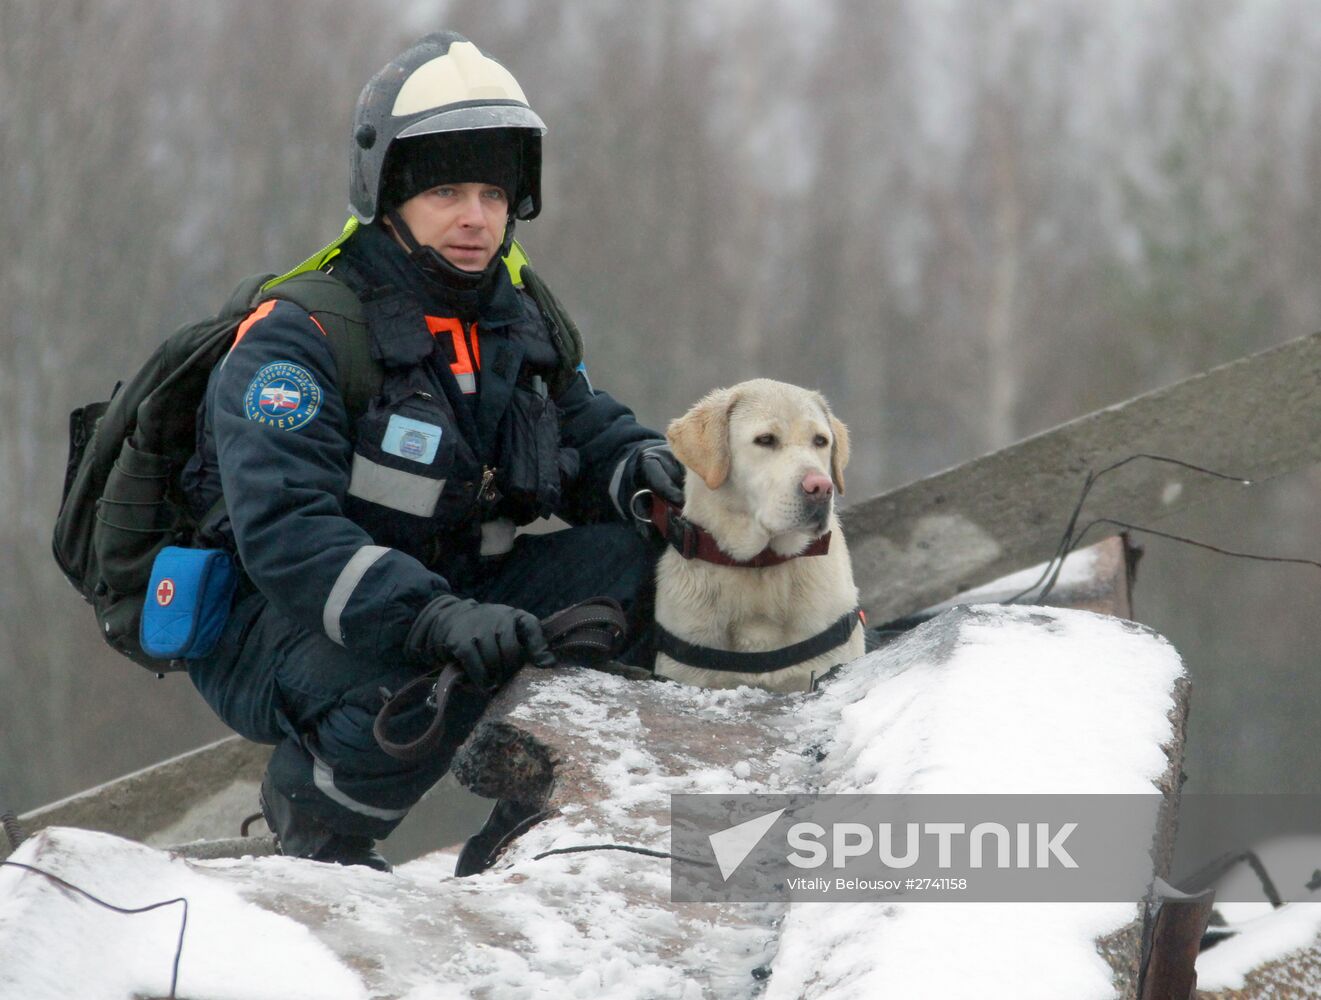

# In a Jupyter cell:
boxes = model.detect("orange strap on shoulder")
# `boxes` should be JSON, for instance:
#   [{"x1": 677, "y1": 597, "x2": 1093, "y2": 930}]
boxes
[
  {"x1": 231, "y1": 299, "x2": 277, "y2": 351},
  {"x1": 231, "y1": 299, "x2": 329, "y2": 351}
]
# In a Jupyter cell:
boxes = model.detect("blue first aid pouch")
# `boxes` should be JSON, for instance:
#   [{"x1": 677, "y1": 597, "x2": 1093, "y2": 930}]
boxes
[{"x1": 140, "y1": 546, "x2": 238, "y2": 660}]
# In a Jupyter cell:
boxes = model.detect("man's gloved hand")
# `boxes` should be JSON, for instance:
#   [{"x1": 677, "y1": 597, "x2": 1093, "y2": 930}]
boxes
[
  {"x1": 636, "y1": 444, "x2": 686, "y2": 506},
  {"x1": 406, "y1": 595, "x2": 555, "y2": 693}
]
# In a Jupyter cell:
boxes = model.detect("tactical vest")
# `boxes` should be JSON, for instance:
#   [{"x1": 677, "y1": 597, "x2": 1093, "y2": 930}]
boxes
[{"x1": 262, "y1": 226, "x2": 579, "y2": 559}]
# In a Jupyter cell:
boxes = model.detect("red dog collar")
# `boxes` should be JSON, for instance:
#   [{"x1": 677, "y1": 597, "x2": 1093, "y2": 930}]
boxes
[{"x1": 645, "y1": 493, "x2": 831, "y2": 568}]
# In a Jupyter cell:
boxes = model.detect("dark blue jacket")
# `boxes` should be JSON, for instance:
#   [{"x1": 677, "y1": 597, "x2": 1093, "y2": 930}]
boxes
[{"x1": 182, "y1": 225, "x2": 662, "y2": 665}]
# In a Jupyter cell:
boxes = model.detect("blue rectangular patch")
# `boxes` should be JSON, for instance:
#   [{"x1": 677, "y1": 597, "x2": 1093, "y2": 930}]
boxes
[{"x1": 382, "y1": 414, "x2": 443, "y2": 464}]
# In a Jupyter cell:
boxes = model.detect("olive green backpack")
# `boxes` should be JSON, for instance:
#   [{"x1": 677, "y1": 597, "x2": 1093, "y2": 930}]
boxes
[{"x1": 52, "y1": 265, "x2": 379, "y2": 671}]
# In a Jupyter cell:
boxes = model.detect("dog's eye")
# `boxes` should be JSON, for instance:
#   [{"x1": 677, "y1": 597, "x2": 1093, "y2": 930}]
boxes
[
  {"x1": 813, "y1": 434, "x2": 830, "y2": 448},
  {"x1": 753, "y1": 433, "x2": 778, "y2": 448}
]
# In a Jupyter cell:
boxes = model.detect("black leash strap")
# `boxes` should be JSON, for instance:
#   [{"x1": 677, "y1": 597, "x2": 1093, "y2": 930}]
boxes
[
  {"x1": 373, "y1": 667, "x2": 465, "y2": 762},
  {"x1": 540, "y1": 600, "x2": 628, "y2": 658},
  {"x1": 374, "y1": 597, "x2": 628, "y2": 762},
  {"x1": 655, "y1": 608, "x2": 863, "y2": 675}
]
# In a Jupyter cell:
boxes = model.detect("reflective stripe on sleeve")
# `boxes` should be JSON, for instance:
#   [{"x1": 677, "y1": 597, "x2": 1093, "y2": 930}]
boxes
[
  {"x1": 323, "y1": 544, "x2": 391, "y2": 645},
  {"x1": 608, "y1": 455, "x2": 630, "y2": 519}
]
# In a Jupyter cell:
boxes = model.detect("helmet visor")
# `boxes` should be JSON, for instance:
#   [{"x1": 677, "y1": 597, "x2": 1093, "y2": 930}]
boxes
[{"x1": 397, "y1": 102, "x2": 546, "y2": 140}]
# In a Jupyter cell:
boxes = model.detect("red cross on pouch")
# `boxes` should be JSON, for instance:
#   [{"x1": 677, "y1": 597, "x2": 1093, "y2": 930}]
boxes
[{"x1": 156, "y1": 578, "x2": 176, "y2": 607}]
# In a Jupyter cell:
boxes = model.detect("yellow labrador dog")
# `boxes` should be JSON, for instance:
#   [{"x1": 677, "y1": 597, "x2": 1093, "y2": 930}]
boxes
[{"x1": 650, "y1": 379, "x2": 865, "y2": 693}]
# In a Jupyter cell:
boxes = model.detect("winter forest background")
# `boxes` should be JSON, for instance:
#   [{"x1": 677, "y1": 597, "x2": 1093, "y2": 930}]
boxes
[{"x1": 5, "y1": 0, "x2": 1321, "y2": 814}]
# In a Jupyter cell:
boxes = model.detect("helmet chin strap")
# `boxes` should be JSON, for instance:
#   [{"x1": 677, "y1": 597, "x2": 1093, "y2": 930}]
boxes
[{"x1": 385, "y1": 210, "x2": 514, "y2": 294}]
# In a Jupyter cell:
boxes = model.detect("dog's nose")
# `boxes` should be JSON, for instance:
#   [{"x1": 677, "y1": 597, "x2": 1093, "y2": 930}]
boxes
[{"x1": 801, "y1": 472, "x2": 833, "y2": 503}]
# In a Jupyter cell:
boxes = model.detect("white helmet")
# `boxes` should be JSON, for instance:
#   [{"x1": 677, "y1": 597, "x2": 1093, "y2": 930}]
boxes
[{"x1": 349, "y1": 32, "x2": 546, "y2": 223}]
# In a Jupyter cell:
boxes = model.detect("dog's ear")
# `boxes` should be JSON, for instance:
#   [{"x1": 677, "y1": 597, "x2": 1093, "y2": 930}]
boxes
[
  {"x1": 829, "y1": 413, "x2": 850, "y2": 494},
  {"x1": 667, "y1": 386, "x2": 737, "y2": 490}
]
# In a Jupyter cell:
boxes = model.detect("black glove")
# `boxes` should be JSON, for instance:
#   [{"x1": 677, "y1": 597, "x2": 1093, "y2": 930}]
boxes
[
  {"x1": 636, "y1": 444, "x2": 686, "y2": 506},
  {"x1": 406, "y1": 595, "x2": 556, "y2": 693}
]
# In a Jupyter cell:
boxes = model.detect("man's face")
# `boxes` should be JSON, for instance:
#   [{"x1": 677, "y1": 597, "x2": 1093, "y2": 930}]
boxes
[{"x1": 393, "y1": 182, "x2": 509, "y2": 271}]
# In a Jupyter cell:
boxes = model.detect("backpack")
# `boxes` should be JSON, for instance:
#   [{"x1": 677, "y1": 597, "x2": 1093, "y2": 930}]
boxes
[
  {"x1": 52, "y1": 227, "x2": 583, "y2": 674},
  {"x1": 52, "y1": 268, "x2": 380, "y2": 673}
]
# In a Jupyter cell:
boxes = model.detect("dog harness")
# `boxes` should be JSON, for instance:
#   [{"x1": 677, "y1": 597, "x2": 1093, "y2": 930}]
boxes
[{"x1": 654, "y1": 608, "x2": 865, "y2": 675}]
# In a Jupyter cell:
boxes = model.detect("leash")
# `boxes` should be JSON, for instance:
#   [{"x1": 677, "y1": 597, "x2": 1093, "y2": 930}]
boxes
[
  {"x1": 636, "y1": 492, "x2": 832, "y2": 568},
  {"x1": 374, "y1": 597, "x2": 629, "y2": 762},
  {"x1": 654, "y1": 607, "x2": 864, "y2": 675}
]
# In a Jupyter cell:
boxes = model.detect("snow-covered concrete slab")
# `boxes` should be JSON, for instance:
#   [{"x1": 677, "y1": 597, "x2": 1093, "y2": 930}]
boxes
[
  {"x1": 1193, "y1": 839, "x2": 1321, "y2": 998},
  {"x1": 1, "y1": 605, "x2": 1187, "y2": 999},
  {"x1": 459, "y1": 604, "x2": 1187, "y2": 1000},
  {"x1": 1195, "y1": 903, "x2": 1321, "y2": 997},
  {"x1": 0, "y1": 827, "x2": 367, "y2": 1000},
  {"x1": 933, "y1": 535, "x2": 1134, "y2": 620}
]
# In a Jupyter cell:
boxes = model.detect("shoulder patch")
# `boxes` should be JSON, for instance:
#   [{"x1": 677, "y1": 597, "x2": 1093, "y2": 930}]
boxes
[{"x1": 243, "y1": 360, "x2": 323, "y2": 431}]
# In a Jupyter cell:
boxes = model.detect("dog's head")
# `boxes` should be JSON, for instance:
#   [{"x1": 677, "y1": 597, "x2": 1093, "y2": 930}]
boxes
[{"x1": 666, "y1": 379, "x2": 851, "y2": 540}]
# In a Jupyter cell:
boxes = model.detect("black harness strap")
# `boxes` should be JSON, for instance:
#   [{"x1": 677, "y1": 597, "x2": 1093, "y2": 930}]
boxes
[
  {"x1": 374, "y1": 597, "x2": 629, "y2": 762},
  {"x1": 655, "y1": 608, "x2": 863, "y2": 675}
]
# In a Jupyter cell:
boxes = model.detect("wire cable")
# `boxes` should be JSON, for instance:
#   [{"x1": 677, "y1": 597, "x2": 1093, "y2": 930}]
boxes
[
  {"x1": 531, "y1": 843, "x2": 714, "y2": 867},
  {"x1": 1005, "y1": 454, "x2": 1255, "y2": 606},
  {"x1": 1071, "y1": 518, "x2": 1321, "y2": 572},
  {"x1": 0, "y1": 860, "x2": 187, "y2": 999}
]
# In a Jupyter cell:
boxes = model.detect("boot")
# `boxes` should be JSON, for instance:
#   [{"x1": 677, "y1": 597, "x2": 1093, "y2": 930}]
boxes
[
  {"x1": 454, "y1": 798, "x2": 543, "y2": 876},
  {"x1": 260, "y1": 773, "x2": 393, "y2": 873}
]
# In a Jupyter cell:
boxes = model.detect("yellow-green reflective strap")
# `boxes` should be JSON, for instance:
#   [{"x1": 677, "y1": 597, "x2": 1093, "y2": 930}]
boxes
[
  {"x1": 504, "y1": 239, "x2": 530, "y2": 287},
  {"x1": 262, "y1": 217, "x2": 360, "y2": 293},
  {"x1": 264, "y1": 218, "x2": 532, "y2": 293}
]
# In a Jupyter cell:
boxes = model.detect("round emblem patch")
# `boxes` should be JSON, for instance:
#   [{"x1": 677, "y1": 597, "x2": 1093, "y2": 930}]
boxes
[
  {"x1": 399, "y1": 429, "x2": 428, "y2": 459},
  {"x1": 243, "y1": 361, "x2": 322, "y2": 431},
  {"x1": 156, "y1": 578, "x2": 175, "y2": 607}
]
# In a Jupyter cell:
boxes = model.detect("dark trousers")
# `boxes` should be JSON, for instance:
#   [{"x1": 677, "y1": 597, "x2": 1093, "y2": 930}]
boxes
[{"x1": 188, "y1": 523, "x2": 656, "y2": 840}]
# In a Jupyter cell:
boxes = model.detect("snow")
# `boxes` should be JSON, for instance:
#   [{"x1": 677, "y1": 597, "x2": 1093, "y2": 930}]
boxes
[
  {"x1": 761, "y1": 605, "x2": 1183, "y2": 999},
  {"x1": 1, "y1": 605, "x2": 1193, "y2": 999},
  {"x1": 814, "y1": 604, "x2": 1179, "y2": 796},
  {"x1": 0, "y1": 830, "x2": 367, "y2": 1000},
  {"x1": 1197, "y1": 903, "x2": 1321, "y2": 991},
  {"x1": 1191, "y1": 834, "x2": 1321, "y2": 990},
  {"x1": 768, "y1": 902, "x2": 1132, "y2": 1000},
  {"x1": 927, "y1": 544, "x2": 1100, "y2": 611}
]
